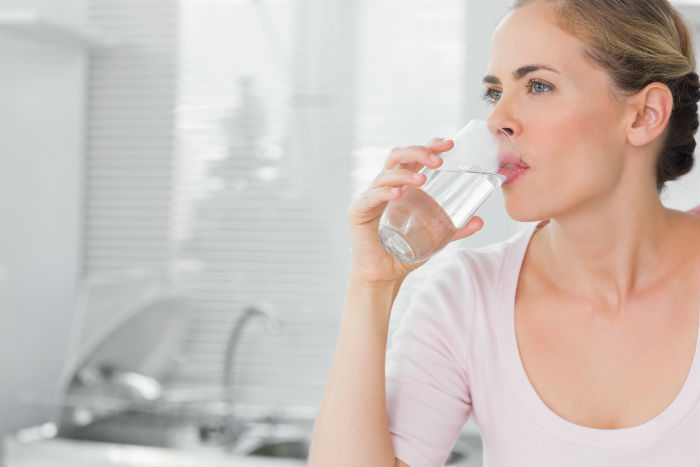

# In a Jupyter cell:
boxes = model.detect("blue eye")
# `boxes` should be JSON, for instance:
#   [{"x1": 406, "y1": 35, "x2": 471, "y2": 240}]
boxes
[
  {"x1": 481, "y1": 88, "x2": 502, "y2": 104},
  {"x1": 527, "y1": 79, "x2": 552, "y2": 94},
  {"x1": 481, "y1": 79, "x2": 553, "y2": 105}
]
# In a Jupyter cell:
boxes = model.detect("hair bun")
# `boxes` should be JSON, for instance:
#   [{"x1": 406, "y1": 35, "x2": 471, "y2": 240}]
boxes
[
  {"x1": 687, "y1": 71, "x2": 700, "y2": 102},
  {"x1": 657, "y1": 71, "x2": 698, "y2": 191}
]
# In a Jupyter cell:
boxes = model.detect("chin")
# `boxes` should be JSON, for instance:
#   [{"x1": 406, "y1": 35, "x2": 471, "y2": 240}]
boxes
[{"x1": 503, "y1": 192, "x2": 551, "y2": 223}]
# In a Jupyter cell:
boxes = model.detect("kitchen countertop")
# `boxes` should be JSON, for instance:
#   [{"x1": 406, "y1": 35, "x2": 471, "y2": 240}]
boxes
[{"x1": 4, "y1": 433, "x2": 307, "y2": 467}]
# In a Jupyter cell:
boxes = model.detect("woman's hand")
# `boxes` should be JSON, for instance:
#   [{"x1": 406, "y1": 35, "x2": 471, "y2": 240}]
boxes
[{"x1": 347, "y1": 138, "x2": 484, "y2": 285}]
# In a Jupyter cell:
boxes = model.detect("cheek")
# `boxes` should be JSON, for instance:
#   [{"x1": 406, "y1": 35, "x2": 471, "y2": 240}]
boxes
[
  {"x1": 531, "y1": 101, "x2": 625, "y2": 184},
  {"x1": 502, "y1": 110, "x2": 625, "y2": 220},
  {"x1": 566, "y1": 111, "x2": 626, "y2": 188}
]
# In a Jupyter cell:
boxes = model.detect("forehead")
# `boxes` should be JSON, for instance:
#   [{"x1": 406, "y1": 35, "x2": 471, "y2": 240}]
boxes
[{"x1": 487, "y1": 3, "x2": 589, "y2": 79}]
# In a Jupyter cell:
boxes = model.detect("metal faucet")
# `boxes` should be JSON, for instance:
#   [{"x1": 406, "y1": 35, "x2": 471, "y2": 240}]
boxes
[{"x1": 201, "y1": 300, "x2": 281, "y2": 446}]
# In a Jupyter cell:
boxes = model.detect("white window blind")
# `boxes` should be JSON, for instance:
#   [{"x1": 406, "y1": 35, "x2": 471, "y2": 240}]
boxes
[
  {"x1": 169, "y1": 0, "x2": 358, "y2": 408},
  {"x1": 85, "y1": 0, "x2": 479, "y2": 410},
  {"x1": 84, "y1": 0, "x2": 178, "y2": 275}
]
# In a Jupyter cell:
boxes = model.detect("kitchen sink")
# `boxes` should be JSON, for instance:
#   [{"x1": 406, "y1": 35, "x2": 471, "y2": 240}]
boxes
[
  {"x1": 237, "y1": 431, "x2": 480, "y2": 466},
  {"x1": 247, "y1": 439, "x2": 309, "y2": 459},
  {"x1": 6, "y1": 409, "x2": 482, "y2": 467},
  {"x1": 446, "y1": 432, "x2": 482, "y2": 467}
]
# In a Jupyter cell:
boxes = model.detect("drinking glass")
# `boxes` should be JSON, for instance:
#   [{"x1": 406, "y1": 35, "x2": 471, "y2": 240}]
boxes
[{"x1": 377, "y1": 119, "x2": 521, "y2": 263}]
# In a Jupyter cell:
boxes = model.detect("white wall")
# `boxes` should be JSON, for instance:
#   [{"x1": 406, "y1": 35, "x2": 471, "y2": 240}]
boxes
[{"x1": 0, "y1": 0, "x2": 88, "y2": 443}]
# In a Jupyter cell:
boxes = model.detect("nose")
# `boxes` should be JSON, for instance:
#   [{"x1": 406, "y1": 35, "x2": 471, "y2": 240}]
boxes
[{"x1": 487, "y1": 98, "x2": 521, "y2": 139}]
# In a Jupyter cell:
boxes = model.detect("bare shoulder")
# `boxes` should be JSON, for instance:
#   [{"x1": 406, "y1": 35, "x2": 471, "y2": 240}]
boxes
[
  {"x1": 668, "y1": 209, "x2": 700, "y2": 253},
  {"x1": 665, "y1": 210, "x2": 700, "y2": 281}
]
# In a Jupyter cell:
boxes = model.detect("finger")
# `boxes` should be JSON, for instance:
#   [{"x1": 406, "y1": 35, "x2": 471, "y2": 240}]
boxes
[
  {"x1": 382, "y1": 145, "x2": 438, "y2": 170},
  {"x1": 397, "y1": 160, "x2": 433, "y2": 173},
  {"x1": 450, "y1": 216, "x2": 484, "y2": 241},
  {"x1": 349, "y1": 186, "x2": 403, "y2": 223},
  {"x1": 425, "y1": 137, "x2": 454, "y2": 151},
  {"x1": 383, "y1": 140, "x2": 452, "y2": 170},
  {"x1": 401, "y1": 139, "x2": 453, "y2": 171},
  {"x1": 370, "y1": 169, "x2": 426, "y2": 190}
]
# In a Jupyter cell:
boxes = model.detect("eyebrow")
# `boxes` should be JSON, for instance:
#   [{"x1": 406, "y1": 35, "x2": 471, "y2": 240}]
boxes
[{"x1": 482, "y1": 64, "x2": 561, "y2": 85}]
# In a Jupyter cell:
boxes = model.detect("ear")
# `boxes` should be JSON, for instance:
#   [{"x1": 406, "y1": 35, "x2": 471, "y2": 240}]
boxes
[{"x1": 626, "y1": 83, "x2": 674, "y2": 147}]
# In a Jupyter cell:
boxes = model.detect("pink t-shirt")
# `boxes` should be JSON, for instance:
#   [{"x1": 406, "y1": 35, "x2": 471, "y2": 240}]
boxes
[{"x1": 386, "y1": 221, "x2": 700, "y2": 467}]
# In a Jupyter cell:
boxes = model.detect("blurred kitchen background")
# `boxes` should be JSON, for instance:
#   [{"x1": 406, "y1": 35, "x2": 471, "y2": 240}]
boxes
[{"x1": 0, "y1": 0, "x2": 698, "y2": 466}]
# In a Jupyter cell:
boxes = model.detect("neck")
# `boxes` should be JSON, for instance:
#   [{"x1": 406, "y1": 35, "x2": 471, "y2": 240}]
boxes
[{"x1": 540, "y1": 181, "x2": 673, "y2": 313}]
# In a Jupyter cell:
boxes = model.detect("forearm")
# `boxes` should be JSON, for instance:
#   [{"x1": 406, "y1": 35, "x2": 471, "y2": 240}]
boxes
[{"x1": 308, "y1": 273, "x2": 403, "y2": 466}]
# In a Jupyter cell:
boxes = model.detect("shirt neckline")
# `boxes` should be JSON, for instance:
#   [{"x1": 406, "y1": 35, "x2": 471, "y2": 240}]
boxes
[{"x1": 497, "y1": 221, "x2": 700, "y2": 448}]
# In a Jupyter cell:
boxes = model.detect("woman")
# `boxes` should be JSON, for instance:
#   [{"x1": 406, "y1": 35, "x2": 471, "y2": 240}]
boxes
[{"x1": 309, "y1": 0, "x2": 700, "y2": 465}]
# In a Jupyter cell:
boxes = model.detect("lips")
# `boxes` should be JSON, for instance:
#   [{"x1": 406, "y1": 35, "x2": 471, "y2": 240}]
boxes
[
  {"x1": 498, "y1": 152, "x2": 529, "y2": 170},
  {"x1": 497, "y1": 164, "x2": 529, "y2": 184},
  {"x1": 496, "y1": 151, "x2": 529, "y2": 184}
]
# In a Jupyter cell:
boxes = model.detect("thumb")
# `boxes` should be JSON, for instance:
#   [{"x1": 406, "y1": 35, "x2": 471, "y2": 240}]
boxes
[{"x1": 451, "y1": 216, "x2": 484, "y2": 241}]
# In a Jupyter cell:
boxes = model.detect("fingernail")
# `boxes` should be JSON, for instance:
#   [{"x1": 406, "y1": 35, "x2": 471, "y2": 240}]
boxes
[
  {"x1": 412, "y1": 173, "x2": 423, "y2": 180},
  {"x1": 430, "y1": 154, "x2": 441, "y2": 164}
]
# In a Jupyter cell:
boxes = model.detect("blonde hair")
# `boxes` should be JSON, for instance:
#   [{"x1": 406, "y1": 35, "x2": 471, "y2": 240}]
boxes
[{"x1": 513, "y1": 0, "x2": 699, "y2": 192}]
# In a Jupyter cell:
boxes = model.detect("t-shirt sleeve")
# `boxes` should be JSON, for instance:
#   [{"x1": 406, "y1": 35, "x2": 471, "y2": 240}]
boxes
[{"x1": 385, "y1": 255, "x2": 477, "y2": 466}]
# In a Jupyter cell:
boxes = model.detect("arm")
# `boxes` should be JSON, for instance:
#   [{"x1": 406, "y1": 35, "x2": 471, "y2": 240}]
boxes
[
  {"x1": 308, "y1": 138, "x2": 482, "y2": 466},
  {"x1": 308, "y1": 274, "x2": 404, "y2": 466}
]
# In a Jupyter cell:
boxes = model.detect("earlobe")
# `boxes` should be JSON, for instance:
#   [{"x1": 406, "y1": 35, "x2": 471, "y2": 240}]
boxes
[{"x1": 627, "y1": 83, "x2": 673, "y2": 147}]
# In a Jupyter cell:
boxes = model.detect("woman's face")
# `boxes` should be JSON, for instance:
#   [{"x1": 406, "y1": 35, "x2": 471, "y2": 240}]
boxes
[{"x1": 485, "y1": 3, "x2": 631, "y2": 222}]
